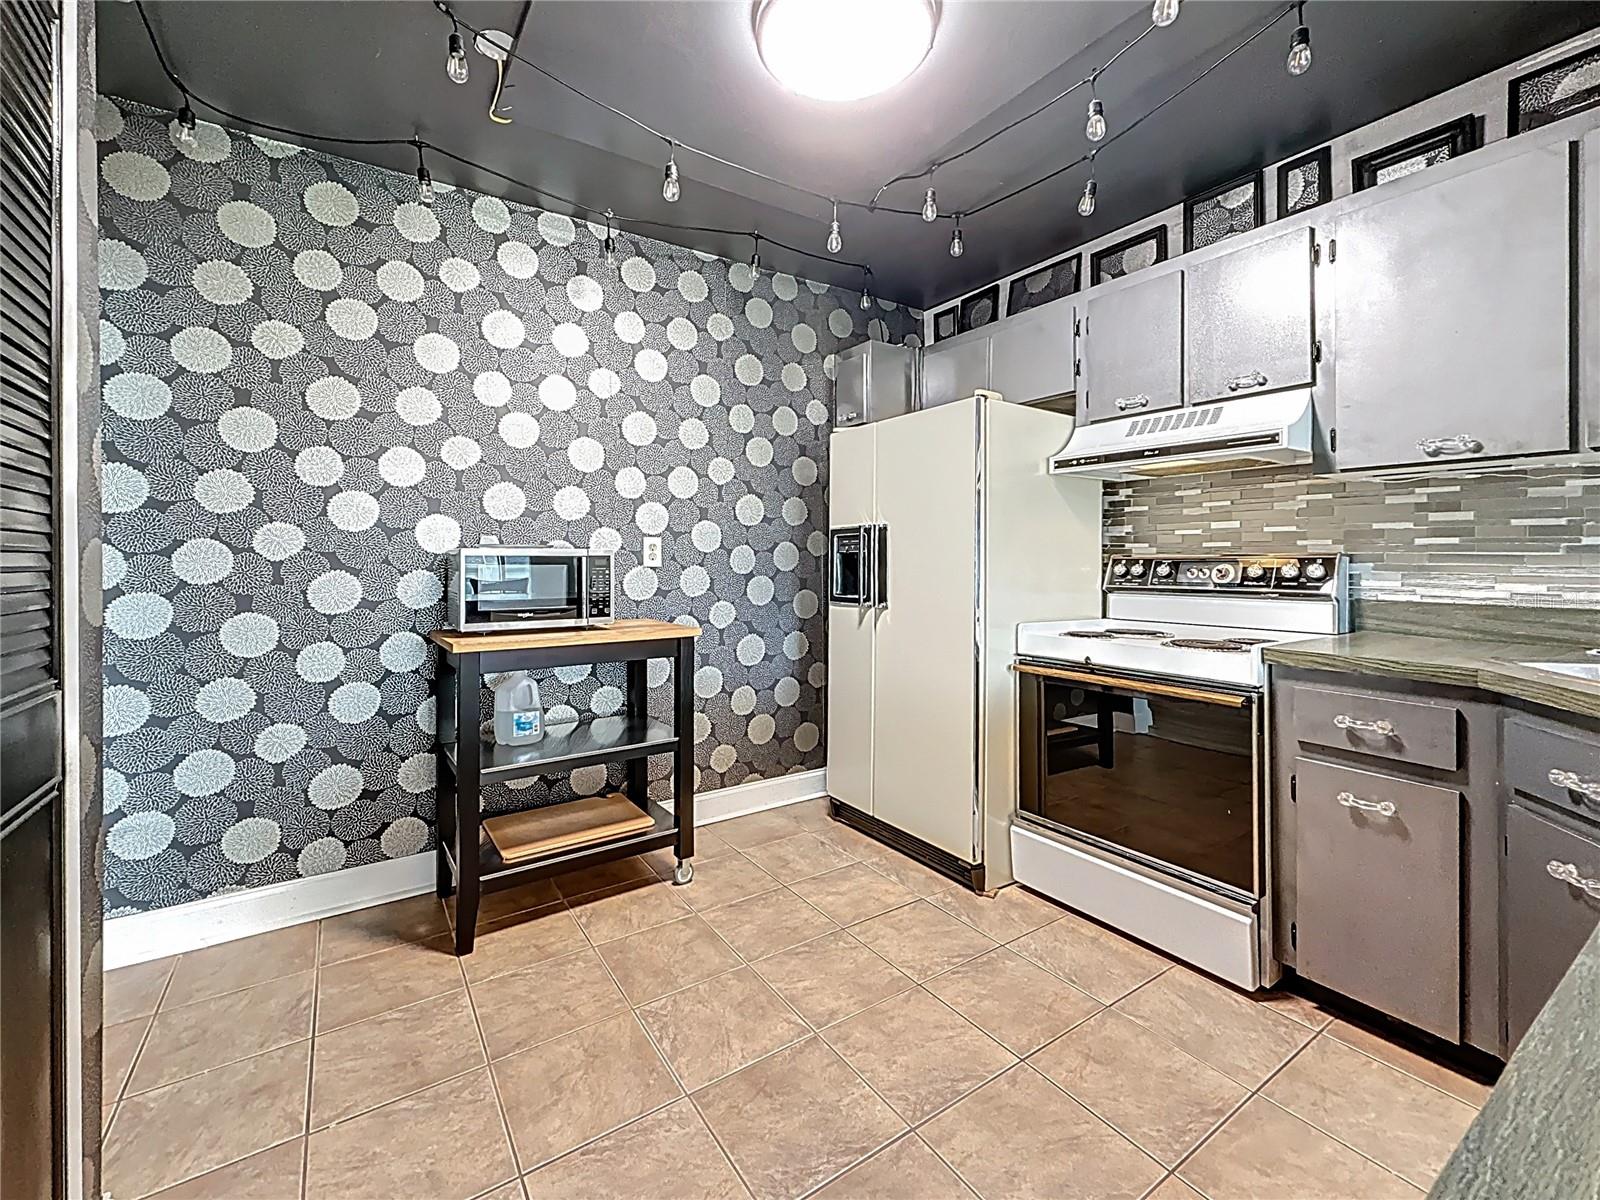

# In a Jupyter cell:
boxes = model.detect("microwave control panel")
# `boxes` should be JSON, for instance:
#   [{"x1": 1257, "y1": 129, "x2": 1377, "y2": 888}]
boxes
[
  {"x1": 586, "y1": 554, "x2": 612, "y2": 619},
  {"x1": 1104, "y1": 555, "x2": 1343, "y2": 596}
]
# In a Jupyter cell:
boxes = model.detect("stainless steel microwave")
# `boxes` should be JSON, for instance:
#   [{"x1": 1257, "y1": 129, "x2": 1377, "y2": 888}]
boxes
[{"x1": 447, "y1": 547, "x2": 614, "y2": 633}]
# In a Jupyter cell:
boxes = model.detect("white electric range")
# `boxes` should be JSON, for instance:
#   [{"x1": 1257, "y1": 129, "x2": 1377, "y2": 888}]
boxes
[{"x1": 1011, "y1": 554, "x2": 1348, "y2": 990}]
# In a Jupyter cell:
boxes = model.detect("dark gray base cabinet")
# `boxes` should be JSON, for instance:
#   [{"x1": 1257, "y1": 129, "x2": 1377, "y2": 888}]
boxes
[{"x1": 1504, "y1": 804, "x2": 1600, "y2": 1048}]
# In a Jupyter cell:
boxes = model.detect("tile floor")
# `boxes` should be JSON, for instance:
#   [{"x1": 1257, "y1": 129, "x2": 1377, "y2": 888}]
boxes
[{"x1": 100, "y1": 798, "x2": 1491, "y2": 1200}]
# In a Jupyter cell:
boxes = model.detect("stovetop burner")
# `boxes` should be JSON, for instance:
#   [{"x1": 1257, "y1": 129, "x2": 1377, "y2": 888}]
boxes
[
  {"x1": 1059, "y1": 627, "x2": 1173, "y2": 641},
  {"x1": 1105, "y1": 627, "x2": 1173, "y2": 638},
  {"x1": 1060, "y1": 631, "x2": 1117, "y2": 640},
  {"x1": 1163, "y1": 638, "x2": 1252, "y2": 652}
]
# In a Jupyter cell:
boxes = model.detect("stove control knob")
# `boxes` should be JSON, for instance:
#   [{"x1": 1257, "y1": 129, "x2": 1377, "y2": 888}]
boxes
[
  {"x1": 1245, "y1": 565, "x2": 1266, "y2": 580},
  {"x1": 1305, "y1": 561, "x2": 1328, "y2": 581},
  {"x1": 1129, "y1": 561, "x2": 1147, "y2": 577},
  {"x1": 1112, "y1": 562, "x2": 1129, "y2": 578},
  {"x1": 1210, "y1": 563, "x2": 1239, "y2": 585},
  {"x1": 1280, "y1": 562, "x2": 1302, "y2": 581},
  {"x1": 1153, "y1": 562, "x2": 1173, "y2": 579}
]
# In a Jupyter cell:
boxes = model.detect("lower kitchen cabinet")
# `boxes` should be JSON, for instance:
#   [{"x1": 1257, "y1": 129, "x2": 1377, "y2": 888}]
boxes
[
  {"x1": 1293, "y1": 758, "x2": 1462, "y2": 1040},
  {"x1": 1503, "y1": 803, "x2": 1600, "y2": 1049}
]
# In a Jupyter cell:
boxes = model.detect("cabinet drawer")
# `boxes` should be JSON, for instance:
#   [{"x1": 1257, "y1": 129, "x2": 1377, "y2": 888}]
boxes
[
  {"x1": 1294, "y1": 758, "x2": 1461, "y2": 1040},
  {"x1": 1505, "y1": 716, "x2": 1600, "y2": 819},
  {"x1": 1505, "y1": 805, "x2": 1600, "y2": 1048},
  {"x1": 1293, "y1": 685, "x2": 1459, "y2": 770}
]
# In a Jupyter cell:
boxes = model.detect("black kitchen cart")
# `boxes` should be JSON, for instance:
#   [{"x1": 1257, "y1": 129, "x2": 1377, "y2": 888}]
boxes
[{"x1": 429, "y1": 619, "x2": 700, "y2": 956}]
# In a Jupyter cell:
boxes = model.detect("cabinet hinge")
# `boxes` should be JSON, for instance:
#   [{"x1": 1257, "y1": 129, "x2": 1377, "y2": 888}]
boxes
[
  {"x1": 1074, "y1": 317, "x2": 1081, "y2": 338},
  {"x1": 1312, "y1": 243, "x2": 1321, "y2": 266},
  {"x1": 1290, "y1": 921, "x2": 1297, "y2": 949},
  {"x1": 1289, "y1": 774, "x2": 1297, "y2": 803},
  {"x1": 1074, "y1": 358, "x2": 1081, "y2": 378},
  {"x1": 1504, "y1": 834, "x2": 1509, "y2": 856},
  {"x1": 1330, "y1": 429, "x2": 1338, "y2": 452},
  {"x1": 1313, "y1": 339, "x2": 1323, "y2": 364},
  {"x1": 1328, "y1": 238, "x2": 1337, "y2": 262}
]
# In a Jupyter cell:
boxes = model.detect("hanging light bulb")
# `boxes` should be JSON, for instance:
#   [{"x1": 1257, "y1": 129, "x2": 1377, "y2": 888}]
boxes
[
  {"x1": 1078, "y1": 175, "x2": 1097, "y2": 218},
  {"x1": 1286, "y1": 4, "x2": 1313, "y2": 76},
  {"x1": 1151, "y1": 0, "x2": 1181, "y2": 28},
  {"x1": 1085, "y1": 97, "x2": 1106, "y2": 143},
  {"x1": 603, "y1": 210, "x2": 617, "y2": 267},
  {"x1": 921, "y1": 186, "x2": 938, "y2": 223},
  {"x1": 949, "y1": 215, "x2": 964, "y2": 258},
  {"x1": 662, "y1": 147, "x2": 681, "y2": 203},
  {"x1": 750, "y1": 235, "x2": 762, "y2": 280},
  {"x1": 416, "y1": 165, "x2": 435, "y2": 206},
  {"x1": 171, "y1": 101, "x2": 197, "y2": 148},
  {"x1": 446, "y1": 30, "x2": 470, "y2": 84},
  {"x1": 826, "y1": 200, "x2": 843, "y2": 255},
  {"x1": 859, "y1": 270, "x2": 873, "y2": 311}
]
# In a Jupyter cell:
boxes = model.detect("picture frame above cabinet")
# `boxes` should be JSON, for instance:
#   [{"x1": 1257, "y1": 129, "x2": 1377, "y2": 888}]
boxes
[{"x1": 1183, "y1": 168, "x2": 1265, "y2": 253}]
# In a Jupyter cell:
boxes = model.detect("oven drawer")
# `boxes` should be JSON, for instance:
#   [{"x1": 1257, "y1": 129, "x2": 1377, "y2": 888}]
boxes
[
  {"x1": 1505, "y1": 715, "x2": 1600, "y2": 820},
  {"x1": 1293, "y1": 684, "x2": 1459, "y2": 770},
  {"x1": 1293, "y1": 758, "x2": 1461, "y2": 1040}
]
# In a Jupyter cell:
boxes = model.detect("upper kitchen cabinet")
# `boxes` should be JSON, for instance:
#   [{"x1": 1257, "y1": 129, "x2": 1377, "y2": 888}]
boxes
[
  {"x1": 1185, "y1": 227, "x2": 1317, "y2": 405},
  {"x1": 922, "y1": 329, "x2": 991, "y2": 410},
  {"x1": 986, "y1": 298, "x2": 1077, "y2": 406},
  {"x1": 1332, "y1": 141, "x2": 1574, "y2": 471},
  {"x1": 1079, "y1": 268, "x2": 1184, "y2": 424}
]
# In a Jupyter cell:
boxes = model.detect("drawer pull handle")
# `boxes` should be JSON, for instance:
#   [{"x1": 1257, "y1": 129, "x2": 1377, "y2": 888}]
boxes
[
  {"x1": 1114, "y1": 395, "x2": 1151, "y2": 412},
  {"x1": 1337, "y1": 791, "x2": 1397, "y2": 818},
  {"x1": 1416, "y1": 434, "x2": 1483, "y2": 457},
  {"x1": 1548, "y1": 769, "x2": 1600, "y2": 802},
  {"x1": 1546, "y1": 860, "x2": 1600, "y2": 900},
  {"x1": 1226, "y1": 371, "x2": 1269, "y2": 392},
  {"x1": 1333, "y1": 715, "x2": 1395, "y2": 737}
]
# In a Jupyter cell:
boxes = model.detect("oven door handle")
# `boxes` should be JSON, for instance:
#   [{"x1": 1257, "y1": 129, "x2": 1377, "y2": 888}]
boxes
[{"x1": 1012, "y1": 662, "x2": 1251, "y2": 708}]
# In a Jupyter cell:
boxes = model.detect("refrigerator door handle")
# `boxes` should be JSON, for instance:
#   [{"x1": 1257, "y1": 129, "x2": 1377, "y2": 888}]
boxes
[
  {"x1": 874, "y1": 524, "x2": 889, "y2": 610},
  {"x1": 860, "y1": 524, "x2": 875, "y2": 610}
]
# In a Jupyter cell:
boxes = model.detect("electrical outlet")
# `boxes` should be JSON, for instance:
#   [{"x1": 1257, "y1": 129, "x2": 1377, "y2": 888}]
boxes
[{"x1": 642, "y1": 537, "x2": 662, "y2": 568}]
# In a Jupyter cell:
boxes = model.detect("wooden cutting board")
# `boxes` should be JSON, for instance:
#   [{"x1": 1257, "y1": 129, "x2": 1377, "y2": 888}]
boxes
[{"x1": 483, "y1": 793, "x2": 655, "y2": 863}]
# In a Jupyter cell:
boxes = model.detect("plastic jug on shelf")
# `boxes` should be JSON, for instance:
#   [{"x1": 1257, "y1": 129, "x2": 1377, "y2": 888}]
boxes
[{"x1": 492, "y1": 672, "x2": 544, "y2": 746}]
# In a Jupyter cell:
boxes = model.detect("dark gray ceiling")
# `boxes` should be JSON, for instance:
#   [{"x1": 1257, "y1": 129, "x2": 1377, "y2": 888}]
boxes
[{"x1": 97, "y1": 0, "x2": 1600, "y2": 308}]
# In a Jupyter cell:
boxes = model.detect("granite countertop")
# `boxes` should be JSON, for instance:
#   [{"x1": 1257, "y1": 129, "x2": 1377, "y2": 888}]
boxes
[
  {"x1": 1263, "y1": 632, "x2": 1600, "y2": 721},
  {"x1": 1429, "y1": 920, "x2": 1600, "y2": 1200}
]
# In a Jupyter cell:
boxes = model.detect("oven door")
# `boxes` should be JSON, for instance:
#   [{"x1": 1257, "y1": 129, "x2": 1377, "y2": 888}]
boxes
[
  {"x1": 1017, "y1": 661, "x2": 1262, "y2": 901},
  {"x1": 461, "y1": 551, "x2": 584, "y2": 628}
]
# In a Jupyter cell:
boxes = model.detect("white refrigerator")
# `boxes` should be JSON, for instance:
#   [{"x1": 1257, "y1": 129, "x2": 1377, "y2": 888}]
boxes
[{"x1": 826, "y1": 394, "x2": 1102, "y2": 889}]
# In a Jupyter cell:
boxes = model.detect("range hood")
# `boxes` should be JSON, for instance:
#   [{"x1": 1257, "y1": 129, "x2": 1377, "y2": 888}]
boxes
[{"x1": 1048, "y1": 391, "x2": 1315, "y2": 479}]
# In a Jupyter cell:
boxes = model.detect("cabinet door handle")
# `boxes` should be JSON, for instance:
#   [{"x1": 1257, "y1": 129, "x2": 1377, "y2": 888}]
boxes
[
  {"x1": 1548, "y1": 769, "x2": 1600, "y2": 802},
  {"x1": 1114, "y1": 395, "x2": 1151, "y2": 411},
  {"x1": 1333, "y1": 715, "x2": 1395, "y2": 736},
  {"x1": 1546, "y1": 860, "x2": 1600, "y2": 899},
  {"x1": 1416, "y1": 434, "x2": 1484, "y2": 457},
  {"x1": 1226, "y1": 371, "x2": 1269, "y2": 392},
  {"x1": 1337, "y1": 790, "x2": 1397, "y2": 817}
]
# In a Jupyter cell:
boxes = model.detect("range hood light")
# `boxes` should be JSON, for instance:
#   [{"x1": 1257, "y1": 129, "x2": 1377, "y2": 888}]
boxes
[{"x1": 757, "y1": 0, "x2": 937, "y2": 102}]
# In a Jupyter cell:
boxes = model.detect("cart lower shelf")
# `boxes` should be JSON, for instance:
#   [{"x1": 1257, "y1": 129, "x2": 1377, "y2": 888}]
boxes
[{"x1": 484, "y1": 792, "x2": 656, "y2": 863}]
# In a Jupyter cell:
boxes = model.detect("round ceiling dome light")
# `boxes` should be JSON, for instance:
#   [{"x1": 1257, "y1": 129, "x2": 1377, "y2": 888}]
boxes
[{"x1": 756, "y1": 0, "x2": 938, "y2": 102}]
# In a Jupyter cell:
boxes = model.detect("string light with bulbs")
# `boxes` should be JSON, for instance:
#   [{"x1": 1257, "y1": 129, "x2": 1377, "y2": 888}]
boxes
[
  {"x1": 662, "y1": 144, "x2": 681, "y2": 202},
  {"x1": 1287, "y1": 4, "x2": 1313, "y2": 76},
  {"x1": 413, "y1": 140, "x2": 435, "y2": 206}
]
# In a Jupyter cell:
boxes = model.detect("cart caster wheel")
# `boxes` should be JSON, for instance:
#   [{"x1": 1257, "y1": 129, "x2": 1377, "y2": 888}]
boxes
[{"x1": 672, "y1": 861, "x2": 694, "y2": 886}]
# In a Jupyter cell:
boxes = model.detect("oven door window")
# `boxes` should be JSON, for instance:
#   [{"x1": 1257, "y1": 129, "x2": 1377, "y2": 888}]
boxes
[
  {"x1": 463, "y1": 555, "x2": 582, "y2": 625},
  {"x1": 1020, "y1": 673, "x2": 1258, "y2": 897}
]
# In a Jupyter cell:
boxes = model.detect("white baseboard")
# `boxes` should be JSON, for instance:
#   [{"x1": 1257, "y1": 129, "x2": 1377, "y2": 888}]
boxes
[{"x1": 104, "y1": 768, "x2": 828, "y2": 969}]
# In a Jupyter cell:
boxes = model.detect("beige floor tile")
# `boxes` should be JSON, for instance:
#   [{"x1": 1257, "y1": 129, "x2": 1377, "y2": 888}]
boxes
[
  {"x1": 1145, "y1": 1175, "x2": 1206, "y2": 1200},
  {"x1": 1179, "y1": 1097, "x2": 1421, "y2": 1199},
  {"x1": 859, "y1": 848, "x2": 959, "y2": 898},
  {"x1": 1114, "y1": 967, "x2": 1315, "y2": 1088},
  {"x1": 810, "y1": 820, "x2": 887, "y2": 861},
  {"x1": 596, "y1": 914, "x2": 741, "y2": 1005},
  {"x1": 927, "y1": 885, "x2": 1064, "y2": 943},
  {"x1": 643, "y1": 834, "x2": 736, "y2": 879},
  {"x1": 1258, "y1": 988, "x2": 1338, "y2": 1032},
  {"x1": 849, "y1": 901, "x2": 997, "y2": 982},
  {"x1": 449, "y1": 875, "x2": 560, "y2": 928},
  {"x1": 129, "y1": 971, "x2": 314, "y2": 1095},
  {"x1": 163, "y1": 926, "x2": 317, "y2": 1009},
  {"x1": 920, "y1": 1064, "x2": 1164, "y2": 1200},
  {"x1": 145, "y1": 1138, "x2": 306, "y2": 1200},
  {"x1": 1031, "y1": 1009, "x2": 1248, "y2": 1167},
  {"x1": 693, "y1": 1037, "x2": 906, "y2": 1200},
  {"x1": 305, "y1": 1069, "x2": 516, "y2": 1200},
  {"x1": 741, "y1": 832, "x2": 857, "y2": 883},
  {"x1": 494, "y1": 1011, "x2": 680, "y2": 1169},
  {"x1": 785, "y1": 797, "x2": 837, "y2": 831},
  {"x1": 925, "y1": 947, "x2": 1102, "y2": 1055},
  {"x1": 713, "y1": 809, "x2": 809, "y2": 849},
  {"x1": 478, "y1": 1184, "x2": 526, "y2": 1200},
  {"x1": 459, "y1": 904, "x2": 587, "y2": 984},
  {"x1": 319, "y1": 894, "x2": 449, "y2": 965},
  {"x1": 103, "y1": 1041, "x2": 309, "y2": 1199},
  {"x1": 1263, "y1": 1035, "x2": 1478, "y2": 1189},
  {"x1": 698, "y1": 887, "x2": 839, "y2": 961},
  {"x1": 1008, "y1": 911, "x2": 1168, "y2": 1004},
  {"x1": 311, "y1": 989, "x2": 485, "y2": 1128},
  {"x1": 690, "y1": 823, "x2": 740, "y2": 859},
  {"x1": 638, "y1": 966, "x2": 810, "y2": 1090},
  {"x1": 315, "y1": 934, "x2": 464, "y2": 1033},
  {"x1": 822, "y1": 989, "x2": 1015, "y2": 1124},
  {"x1": 675, "y1": 853, "x2": 783, "y2": 912},
  {"x1": 812, "y1": 1134, "x2": 976, "y2": 1200},
  {"x1": 752, "y1": 930, "x2": 916, "y2": 1029},
  {"x1": 552, "y1": 853, "x2": 659, "y2": 898},
  {"x1": 105, "y1": 956, "x2": 175, "y2": 1025},
  {"x1": 102, "y1": 1016, "x2": 149, "y2": 1104},
  {"x1": 792, "y1": 863, "x2": 919, "y2": 926},
  {"x1": 470, "y1": 947, "x2": 628, "y2": 1060},
  {"x1": 1325, "y1": 1019, "x2": 1493, "y2": 1107},
  {"x1": 567, "y1": 878, "x2": 694, "y2": 944},
  {"x1": 524, "y1": 1098, "x2": 749, "y2": 1200}
]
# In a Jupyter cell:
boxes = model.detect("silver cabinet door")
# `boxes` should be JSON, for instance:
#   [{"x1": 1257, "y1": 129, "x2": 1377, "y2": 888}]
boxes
[
  {"x1": 987, "y1": 298, "x2": 1076, "y2": 405},
  {"x1": 1186, "y1": 227, "x2": 1316, "y2": 404},
  {"x1": 1504, "y1": 804, "x2": 1600, "y2": 1049},
  {"x1": 922, "y1": 334, "x2": 991, "y2": 409},
  {"x1": 1081, "y1": 269, "x2": 1184, "y2": 423},
  {"x1": 833, "y1": 345, "x2": 869, "y2": 428},
  {"x1": 1333, "y1": 144, "x2": 1573, "y2": 470}
]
